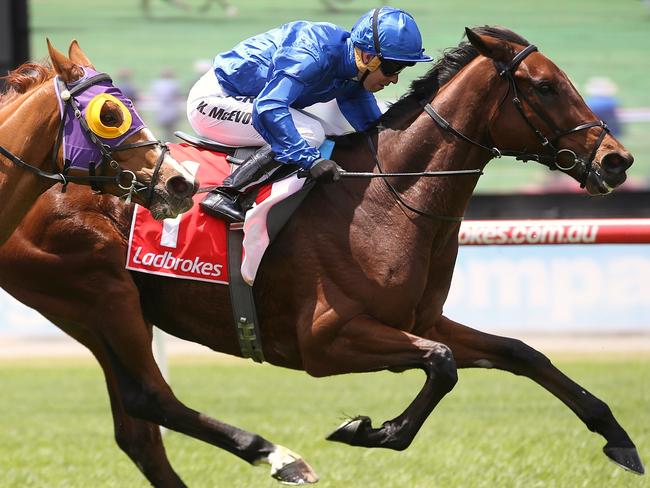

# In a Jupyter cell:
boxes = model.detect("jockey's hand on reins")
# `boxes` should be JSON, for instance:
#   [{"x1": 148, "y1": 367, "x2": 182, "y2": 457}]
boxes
[{"x1": 298, "y1": 158, "x2": 343, "y2": 183}]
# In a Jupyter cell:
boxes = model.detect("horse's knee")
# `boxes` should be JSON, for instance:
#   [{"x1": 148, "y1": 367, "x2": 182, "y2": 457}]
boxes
[
  {"x1": 121, "y1": 382, "x2": 174, "y2": 422},
  {"x1": 424, "y1": 343, "x2": 458, "y2": 390}
]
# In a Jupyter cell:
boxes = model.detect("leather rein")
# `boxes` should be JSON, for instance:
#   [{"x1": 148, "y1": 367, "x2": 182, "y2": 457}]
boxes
[{"x1": 0, "y1": 72, "x2": 168, "y2": 205}]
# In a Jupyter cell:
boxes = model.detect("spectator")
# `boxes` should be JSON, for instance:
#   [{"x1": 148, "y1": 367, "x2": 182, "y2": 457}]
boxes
[
  {"x1": 584, "y1": 76, "x2": 623, "y2": 137},
  {"x1": 115, "y1": 67, "x2": 140, "y2": 105},
  {"x1": 142, "y1": 0, "x2": 191, "y2": 17},
  {"x1": 149, "y1": 67, "x2": 184, "y2": 142},
  {"x1": 199, "y1": 0, "x2": 238, "y2": 16}
]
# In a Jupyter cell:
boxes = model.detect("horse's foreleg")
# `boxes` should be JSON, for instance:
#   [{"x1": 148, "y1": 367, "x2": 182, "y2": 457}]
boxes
[
  {"x1": 102, "y1": 356, "x2": 186, "y2": 487},
  {"x1": 425, "y1": 316, "x2": 644, "y2": 475},
  {"x1": 48, "y1": 320, "x2": 186, "y2": 487},
  {"x1": 301, "y1": 314, "x2": 458, "y2": 450},
  {"x1": 96, "y1": 311, "x2": 317, "y2": 485}
]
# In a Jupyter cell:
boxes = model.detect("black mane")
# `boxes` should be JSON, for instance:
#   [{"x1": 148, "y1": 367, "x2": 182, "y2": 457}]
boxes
[{"x1": 379, "y1": 26, "x2": 529, "y2": 128}]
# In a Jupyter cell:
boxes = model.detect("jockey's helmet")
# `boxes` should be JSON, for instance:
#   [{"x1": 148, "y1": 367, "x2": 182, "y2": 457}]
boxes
[{"x1": 351, "y1": 7, "x2": 432, "y2": 63}]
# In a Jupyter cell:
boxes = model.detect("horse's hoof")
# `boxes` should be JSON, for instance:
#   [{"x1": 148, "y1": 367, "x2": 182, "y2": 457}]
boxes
[
  {"x1": 603, "y1": 445, "x2": 645, "y2": 475},
  {"x1": 271, "y1": 459, "x2": 319, "y2": 485},
  {"x1": 326, "y1": 415, "x2": 372, "y2": 445}
]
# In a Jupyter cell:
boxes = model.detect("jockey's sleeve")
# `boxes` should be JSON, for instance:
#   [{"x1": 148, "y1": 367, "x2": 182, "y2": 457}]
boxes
[
  {"x1": 252, "y1": 74, "x2": 321, "y2": 170},
  {"x1": 336, "y1": 90, "x2": 382, "y2": 132}
]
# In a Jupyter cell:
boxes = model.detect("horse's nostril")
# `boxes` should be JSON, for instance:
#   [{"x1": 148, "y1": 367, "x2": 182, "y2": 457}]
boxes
[
  {"x1": 601, "y1": 151, "x2": 633, "y2": 175},
  {"x1": 166, "y1": 176, "x2": 194, "y2": 198}
]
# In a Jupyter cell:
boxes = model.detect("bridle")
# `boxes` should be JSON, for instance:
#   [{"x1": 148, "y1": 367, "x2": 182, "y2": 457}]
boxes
[
  {"x1": 0, "y1": 71, "x2": 168, "y2": 205},
  {"x1": 421, "y1": 44, "x2": 610, "y2": 189}
]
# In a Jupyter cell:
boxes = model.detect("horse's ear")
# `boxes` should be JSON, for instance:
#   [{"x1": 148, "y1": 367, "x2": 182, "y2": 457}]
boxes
[
  {"x1": 68, "y1": 40, "x2": 95, "y2": 69},
  {"x1": 465, "y1": 27, "x2": 513, "y2": 63},
  {"x1": 47, "y1": 38, "x2": 84, "y2": 83}
]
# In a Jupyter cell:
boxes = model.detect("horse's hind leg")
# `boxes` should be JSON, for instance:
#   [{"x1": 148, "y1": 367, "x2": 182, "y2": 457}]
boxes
[
  {"x1": 300, "y1": 314, "x2": 458, "y2": 451},
  {"x1": 425, "y1": 315, "x2": 644, "y2": 475}
]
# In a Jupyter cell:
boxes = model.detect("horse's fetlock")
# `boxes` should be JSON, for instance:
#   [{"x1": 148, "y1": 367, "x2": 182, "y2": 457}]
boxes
[
  {"x1": 424, "y1": 344, "x2": 458, "y2": 389},
  {"x1": 584, "y1": 398, "x2": 615, "y2": 432}
]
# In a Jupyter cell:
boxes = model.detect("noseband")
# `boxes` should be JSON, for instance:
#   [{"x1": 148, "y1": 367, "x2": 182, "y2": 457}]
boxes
[
  {"x1": 422, "y1": 44, "x2": 609, "y2": 188},
  {"x1": 0, "y1": 71, "x2": 167, "y2": 205}
]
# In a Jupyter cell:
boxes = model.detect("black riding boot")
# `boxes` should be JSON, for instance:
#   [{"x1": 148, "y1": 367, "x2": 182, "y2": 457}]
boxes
[{"x1": 200, "y1": 145, "x2": 278, "y2": 223}]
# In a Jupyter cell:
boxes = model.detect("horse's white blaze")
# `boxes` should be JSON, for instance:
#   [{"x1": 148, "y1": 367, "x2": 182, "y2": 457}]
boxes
[{"x1": 474, "y1": 359, "x2": 494, "y2": 368}]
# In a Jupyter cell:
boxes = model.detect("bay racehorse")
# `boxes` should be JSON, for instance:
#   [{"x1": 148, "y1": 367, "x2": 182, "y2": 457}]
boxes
[
  {"x1": 0, "y1": 27, "x2": 643, "y2": 485},
  {"x1": 0, "y1": 40, "x2": 197, "y2": 245}
]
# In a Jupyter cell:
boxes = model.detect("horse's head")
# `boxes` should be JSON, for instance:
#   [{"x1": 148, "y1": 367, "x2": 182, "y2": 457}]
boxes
[
  {"x1": 47, "y1": 41, "x2": 197, "y2": 219},
  {"x1": 466, "y1": 27, "x2": 633, "y2": 195}
]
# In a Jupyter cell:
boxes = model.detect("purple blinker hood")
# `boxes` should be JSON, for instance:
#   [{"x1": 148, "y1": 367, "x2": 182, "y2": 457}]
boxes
[{"x1": 54, "y1": 67, "x2": 146, "y2": 171}]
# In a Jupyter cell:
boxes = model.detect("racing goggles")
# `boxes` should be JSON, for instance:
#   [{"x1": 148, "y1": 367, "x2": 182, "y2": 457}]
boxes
[{"x1": 379, "y1": 58, "x2": 416, "y2": 76}]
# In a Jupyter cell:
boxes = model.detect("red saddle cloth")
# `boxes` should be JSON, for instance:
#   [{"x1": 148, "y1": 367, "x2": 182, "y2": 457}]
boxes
[{"x1": 126, "y1": 143, "x2": 273, "y2": 285}]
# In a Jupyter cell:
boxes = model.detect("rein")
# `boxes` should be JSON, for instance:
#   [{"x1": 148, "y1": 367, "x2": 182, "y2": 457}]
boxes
[
  {"x1": 0, "y1": 72, "x2": 167, "y2": 206},
  {"x1": 365, "y1": 136, "x2": 475, "y2": 222}
]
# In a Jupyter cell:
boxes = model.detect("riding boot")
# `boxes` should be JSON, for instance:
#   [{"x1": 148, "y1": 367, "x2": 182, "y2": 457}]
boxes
[{"x1": 200, "y1": 145, "x2": 279, "y2": 222}]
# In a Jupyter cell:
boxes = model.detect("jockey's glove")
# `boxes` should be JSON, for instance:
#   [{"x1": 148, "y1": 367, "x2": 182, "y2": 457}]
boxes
[{"x1": 308, "y1": 158, "x2": 343, "y2": 183}]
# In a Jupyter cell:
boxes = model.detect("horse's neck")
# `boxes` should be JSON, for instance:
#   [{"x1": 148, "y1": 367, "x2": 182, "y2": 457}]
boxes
[
  {"x1": 373, "y1": 58, "x2": 499, "y2": 227},
  {"x1": 0, "y1": 80, "x2": 60, "y2": 243}
]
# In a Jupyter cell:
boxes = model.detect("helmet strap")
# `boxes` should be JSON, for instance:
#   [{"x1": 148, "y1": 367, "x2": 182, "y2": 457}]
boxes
[{"x1": 372, "y1": 7, "x2": 382, "y2": 57}]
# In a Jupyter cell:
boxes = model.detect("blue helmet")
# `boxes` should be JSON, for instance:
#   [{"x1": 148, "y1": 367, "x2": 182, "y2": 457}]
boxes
[{"x1": 351, "y1": 7, "x2": 432, "y2": 63}]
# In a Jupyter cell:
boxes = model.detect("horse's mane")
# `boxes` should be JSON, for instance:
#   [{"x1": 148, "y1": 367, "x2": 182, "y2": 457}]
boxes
[
  {"x1": 378, "y1": 26, "x2": 529, "y2": 129},
  {"x1": 0, "y1": 61, "x2": 54, "y2": 108}
]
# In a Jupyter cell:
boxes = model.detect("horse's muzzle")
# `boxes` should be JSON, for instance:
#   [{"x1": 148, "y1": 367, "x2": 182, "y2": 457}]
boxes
[
  {"x1": 601, "y1": 151, "x2": 634, "y2": 176},
  {"x1": 166, "y1": 174, "x2": 197, "y2": 200}
]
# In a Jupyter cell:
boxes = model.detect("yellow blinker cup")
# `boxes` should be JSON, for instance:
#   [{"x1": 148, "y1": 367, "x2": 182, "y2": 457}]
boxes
[{"x1": 85, "y1": 93, "x2": 133, "y2": 139}]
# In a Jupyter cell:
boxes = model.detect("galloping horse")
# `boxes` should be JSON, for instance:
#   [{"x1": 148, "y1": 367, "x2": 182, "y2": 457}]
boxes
[
  {"x1": 0, "y1": 27, "x2": 642, "y2": 485},
  {"x1": 0, "y1": 40, "x2": 197, "y2": 245}
]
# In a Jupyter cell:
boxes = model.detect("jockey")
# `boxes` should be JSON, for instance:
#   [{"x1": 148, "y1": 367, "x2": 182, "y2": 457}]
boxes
[{"x1": 187, "y1": 6, "x2": 432, "y2": 222}]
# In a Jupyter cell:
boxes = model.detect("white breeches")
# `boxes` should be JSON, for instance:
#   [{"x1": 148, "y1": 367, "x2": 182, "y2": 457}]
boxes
[{"x1": 186, "y1": 69, "x2": 355, "y2": 148}]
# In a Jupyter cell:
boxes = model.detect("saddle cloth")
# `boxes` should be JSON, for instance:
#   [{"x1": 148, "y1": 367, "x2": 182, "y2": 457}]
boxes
[{"x1": 125, "y1": 143, "x2": 306, "y2": 285}]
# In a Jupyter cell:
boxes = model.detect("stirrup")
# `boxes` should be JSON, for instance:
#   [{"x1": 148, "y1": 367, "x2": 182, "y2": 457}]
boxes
[{"x1": 200, "y1": 191, "x2": 245, "y2": 223}]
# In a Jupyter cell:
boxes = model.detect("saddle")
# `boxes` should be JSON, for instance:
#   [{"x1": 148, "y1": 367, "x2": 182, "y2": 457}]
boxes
[
  {"x1": 174, "y1": 131, "x2": 302, "y2": 209},
  {"x1": 153, "y1": 131, "x2": 314, "y2": 362},
  {"x1": 174, "y1": 130, "x2": 258, "y2": 164}
]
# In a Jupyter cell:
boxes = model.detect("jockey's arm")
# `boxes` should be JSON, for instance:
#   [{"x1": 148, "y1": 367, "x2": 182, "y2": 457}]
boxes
[
  {"x1": 252, "y1": 74, "x2": 321, "y2": 170},
  {"x1": 336, "y1": 89, "x2": 383, "y2": 132}
]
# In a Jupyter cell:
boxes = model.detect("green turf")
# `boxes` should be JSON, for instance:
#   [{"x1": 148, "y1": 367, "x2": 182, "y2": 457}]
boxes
[
  {"x1": 0, "y1": 356, "x2": 647, "y2": 487},
  {"x1": 28, "y1": 0, "x2": 650, "y2": 190}
]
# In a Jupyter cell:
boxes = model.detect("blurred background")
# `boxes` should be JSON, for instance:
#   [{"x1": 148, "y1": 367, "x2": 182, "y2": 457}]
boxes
[
  {"x1": 1, "y1": 0, "x2": 649, "y2": 338},
  {"x1": 0, "y1": 2, "x2": 648, "y2": 487}
]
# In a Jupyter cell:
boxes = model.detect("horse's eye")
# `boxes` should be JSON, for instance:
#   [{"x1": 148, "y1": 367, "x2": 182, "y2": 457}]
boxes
[
  {"x1": 99, "y1": 101, "x2": 124, "y2": 127},
  {"x1": 535, "y1": 83, "x2": 555, "y2": 96}
]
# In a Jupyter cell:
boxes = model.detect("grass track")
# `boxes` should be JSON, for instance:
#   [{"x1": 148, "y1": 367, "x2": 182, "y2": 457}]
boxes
[{"x1": 0, "y1": 356, "x2": 648, "y2": 487}]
